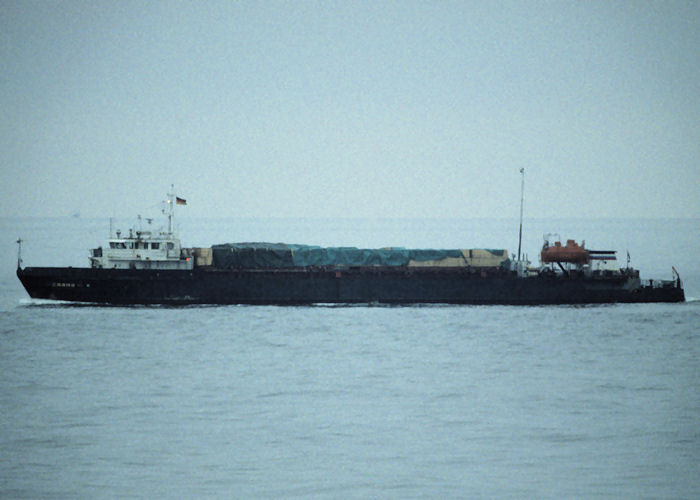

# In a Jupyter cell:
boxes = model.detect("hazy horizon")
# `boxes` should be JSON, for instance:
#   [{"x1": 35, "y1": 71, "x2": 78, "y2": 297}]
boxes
[
  {"x1": 2, "y1": 214, "x2": 699, "y2": 221},
  {"x1": 2, "y1": 1, "x2": 698, "y2": 219}
]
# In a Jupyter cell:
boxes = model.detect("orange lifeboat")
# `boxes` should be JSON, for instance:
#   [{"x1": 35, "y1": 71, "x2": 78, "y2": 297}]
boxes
[{"x1": 541, "y1": 239, "x2": 590, "y2": 265}]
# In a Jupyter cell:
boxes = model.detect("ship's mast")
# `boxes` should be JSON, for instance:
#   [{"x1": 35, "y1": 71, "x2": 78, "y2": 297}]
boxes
[
  {"x1": 16, "y1": 238, "x2": 22, "y2": 270},
  {"x1": 167, "y1": 184, "x2": 175, "y2": 234},
  {"x1": 517, "y1": 168, "x2": 525, "y2": 262}
]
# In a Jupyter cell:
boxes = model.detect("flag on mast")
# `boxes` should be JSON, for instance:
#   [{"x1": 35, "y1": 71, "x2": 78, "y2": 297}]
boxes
[{"x1": 176, "y1": 197, "x2": 187, "y2": 205}]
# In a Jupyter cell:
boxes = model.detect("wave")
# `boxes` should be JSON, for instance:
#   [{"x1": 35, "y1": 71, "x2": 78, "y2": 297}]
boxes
[{"x1": 18, "y1": 298, "x2": 106, "y2": 308}]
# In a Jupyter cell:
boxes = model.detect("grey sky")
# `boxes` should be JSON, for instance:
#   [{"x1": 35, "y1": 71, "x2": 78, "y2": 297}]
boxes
[{"x1": 1, "y1": 1, "x2": 698, "y2": 218}]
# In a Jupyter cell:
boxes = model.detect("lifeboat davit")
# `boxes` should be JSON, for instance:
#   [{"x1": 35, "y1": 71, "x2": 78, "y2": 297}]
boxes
[{"x1": 541, "y1": 239, "x2": 590, "y2": 265}]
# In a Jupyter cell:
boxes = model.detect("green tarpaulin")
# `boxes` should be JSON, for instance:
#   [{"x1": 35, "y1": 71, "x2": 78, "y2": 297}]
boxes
[{"x1": 211, "y1": 242, "x2": 509, "y2": 269}]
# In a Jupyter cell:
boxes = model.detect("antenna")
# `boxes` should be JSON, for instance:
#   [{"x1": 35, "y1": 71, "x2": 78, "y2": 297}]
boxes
[{"x1": 517, "y1": 168, "x2": 525, "y2": 262}]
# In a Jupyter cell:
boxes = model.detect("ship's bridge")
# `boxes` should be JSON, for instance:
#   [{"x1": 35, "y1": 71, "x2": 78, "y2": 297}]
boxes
[
  {"x1": 90, "y1": 229, "x2": 193, "y2": 270},
  {"x1": 89, "y1": 187, "x2": 194, "y2": 270}
]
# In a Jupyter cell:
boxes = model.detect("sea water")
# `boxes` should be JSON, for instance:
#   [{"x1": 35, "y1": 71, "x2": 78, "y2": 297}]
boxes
[{"x1": 1, "y1": 217, "x2": 698, "y2": 498}]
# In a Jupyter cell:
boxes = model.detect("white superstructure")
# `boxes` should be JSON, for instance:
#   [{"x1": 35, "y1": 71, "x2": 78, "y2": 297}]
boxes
[{"x1": 89, "y1": 187, "x2": 194, "y2": 270}]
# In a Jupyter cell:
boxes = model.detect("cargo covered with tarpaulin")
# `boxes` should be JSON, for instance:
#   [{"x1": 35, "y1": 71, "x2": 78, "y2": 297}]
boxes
[{"x1": 210, "y1": 242, "x2": 510, "y2": 269}]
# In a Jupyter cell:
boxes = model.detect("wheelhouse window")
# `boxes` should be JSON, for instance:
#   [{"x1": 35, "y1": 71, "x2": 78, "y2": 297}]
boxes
[{"x1": 151, "y1": 242, "x2": 160, "y2": 249}]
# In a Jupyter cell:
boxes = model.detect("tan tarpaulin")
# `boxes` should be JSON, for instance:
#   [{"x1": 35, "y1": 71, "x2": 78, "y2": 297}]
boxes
[
  {"x1": 408, "y1": 249, "x2": 509, "y2": 268},
  {"x1": 194, "y1": 247, "x2": 213, "y2": 266}
]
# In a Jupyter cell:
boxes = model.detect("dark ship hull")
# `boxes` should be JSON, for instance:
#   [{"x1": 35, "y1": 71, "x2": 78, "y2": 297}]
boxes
[{"x1": 17, "y1": 266, "x2": 685, "y2": 305}]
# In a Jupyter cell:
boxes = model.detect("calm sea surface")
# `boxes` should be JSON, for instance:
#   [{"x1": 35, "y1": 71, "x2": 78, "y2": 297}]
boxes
[{"x1": 1, "y1": 216, "x2": 698, "y2": 498}]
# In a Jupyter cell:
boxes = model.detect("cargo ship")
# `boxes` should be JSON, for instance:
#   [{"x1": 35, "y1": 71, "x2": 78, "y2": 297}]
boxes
[{"x1": 16, "y1": 189, "x2": 685, "y2": 305}]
